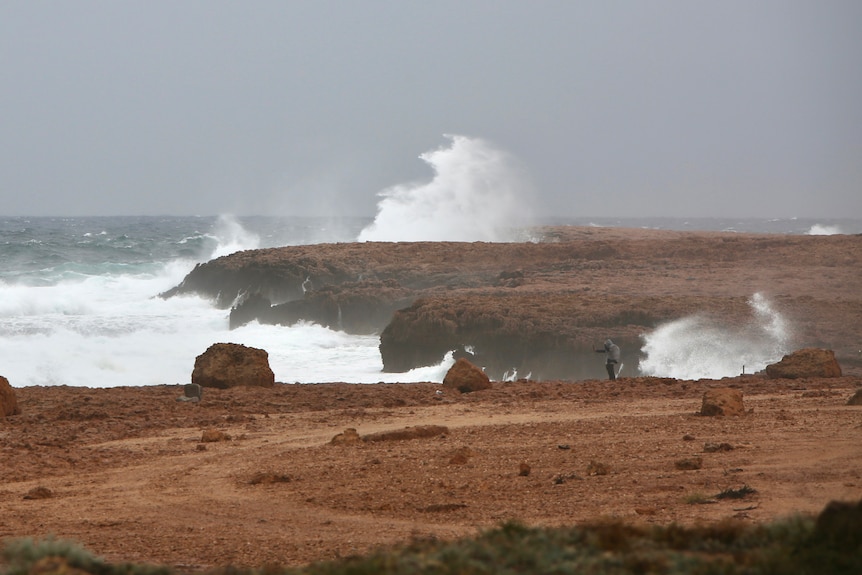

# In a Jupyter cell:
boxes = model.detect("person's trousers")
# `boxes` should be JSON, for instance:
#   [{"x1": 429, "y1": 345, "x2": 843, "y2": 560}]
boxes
[{"x1": 606, "y1": 362, "x2": 617, "y2": 380}]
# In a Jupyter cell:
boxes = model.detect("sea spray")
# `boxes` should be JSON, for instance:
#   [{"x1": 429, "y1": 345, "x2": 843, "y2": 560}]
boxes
[
  {"x1": 639, "y1": 293, "x2": 790, "y2": 379},
  {"x1": 209, "y1": 214, "x2": 261, "y2": 258},
  {"x1": 358, "y1": 135, "x2": 533, "y2": 242},
  {"x1": 806, "y1": 224, "x2": 842, "y2": 235},
  {"x1": 0, "y1": 216, "x2": 460, "y2": 387}
]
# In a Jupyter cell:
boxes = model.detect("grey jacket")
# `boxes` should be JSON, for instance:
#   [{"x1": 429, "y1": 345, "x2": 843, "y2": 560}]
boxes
[{"x1": 597, "y1": 339, "x2": 620, "y2": 363}]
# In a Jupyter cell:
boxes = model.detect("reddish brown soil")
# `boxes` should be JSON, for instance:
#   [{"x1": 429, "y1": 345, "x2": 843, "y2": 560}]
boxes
[{"x1": 3, "y1": 376, "x2": 861, "y2": 570}]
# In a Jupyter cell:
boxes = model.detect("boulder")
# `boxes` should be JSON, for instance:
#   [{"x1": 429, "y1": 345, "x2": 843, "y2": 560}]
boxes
[
  {"x1": 443, "y1": 358, "x2": 492, "y2": 393},
  {"x1": 765, "y1": 348, "x2": 842, "y2": 379},
  {"x1": 191, "y1": 343, "x2": 275, "y2": 389},
  {"x1": 700, "y1": 388, "x2": 744, "y2": 417},
  {"x1": 0, "y1": 375, "x2": 21, "y2": 417}
]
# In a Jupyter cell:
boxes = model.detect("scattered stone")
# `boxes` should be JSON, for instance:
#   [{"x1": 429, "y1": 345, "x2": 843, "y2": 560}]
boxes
[
  {"x1": 716, "y1": 485, "x2": 756, "y2": 499},
  {"x1": 765, "y1": 348, "x2": 842, "y2": 379},
  {"x1": 200, "y1": 429, "x2": 230, "y2": 443},
  {"x1": 675, "y1": 456, "x2": 703, "y2": 470},
  {"x1": 847, "y1": 389, "x2": 862, "y2": 406},
  {"x1": 362, "y1": 425, "x2": 449, "y2": 443},
  {"x1": 0, "y1": 375, "x2": 21, "y2": 417},
  {"x1": 442, "y1": 358, "x2": 492, "y2": 393},
  {"x1": 557, "y1": 444, "x2": 571, "y2": 450},
  {"x1": 634, "y1": 507, "x2": 658, "y2": 516},
  {"x1": 700, "y1": 388, "x2": 745, "y2": 417},
  {"x1": 682, "y1": 434, "x2": 696, "y2": 441},
  {"x1": 196, "y1": 444, "x2": 207, "y2": 451},
  {"x1": 183, "y1": 383, "x2": 203, "y2": 401},
  {"x1": 518, "y1": 462, "x2": 531, "y2": 476},
  {"x1": 23, "y1": 486, "x2": 54, "y2": 500},
  {"x1": 191, "y1": 343, "x2": 275, "y2": 389},
  {"x1": 249, "y1": 471, "x2": 292, "y2": 485},
  {"x1": 586, "y1": 461, "x2": 610, "y2": 476},
  {"x1": 703, "y1": 442, "x2": 734, "y2": 453},
  {"x1": 552, "y1": 473, "x2": 583, "y2": 485},
  {"x1": 448, "y1": 446, "x2": 475, "y2": 465}
]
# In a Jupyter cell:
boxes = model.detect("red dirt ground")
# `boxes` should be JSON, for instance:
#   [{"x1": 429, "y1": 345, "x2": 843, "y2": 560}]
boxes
[{"x1": 2, "y1": 376, "x2": 861, "y2": 570}]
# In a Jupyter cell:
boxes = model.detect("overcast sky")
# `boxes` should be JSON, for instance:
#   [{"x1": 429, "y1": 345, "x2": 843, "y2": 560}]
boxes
[{"x1": 1, "y1": 1, "x2": 860, "y2": 219}]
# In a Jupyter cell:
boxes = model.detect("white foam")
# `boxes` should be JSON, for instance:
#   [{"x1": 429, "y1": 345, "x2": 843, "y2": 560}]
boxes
[
  {"x1": 358, "y1": 135, "x2": 533, "y2": 242},
  {"x1": 208, "y1": 214, "x2": 261, "y2": 257},
  {"x1": 639, "y1": 293, "x2": 790, "y2": 379},
  {"x1": 805, "y1": 224, "x2": 842, "y2": 235}
]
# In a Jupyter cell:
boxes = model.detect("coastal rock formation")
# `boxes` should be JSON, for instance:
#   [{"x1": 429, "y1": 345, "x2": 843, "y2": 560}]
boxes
[
  {"x1": 161, "y1": 227, "x2": 862, "y2": 380},
  {"x1": 0, "y1": 375, "x2": 21, "y2": 417},
  {"x1": 765, "y1": 348, "x2": 843, "y2": 379},
  {"x1": 191, "y1": 343, "x2": 275, "y2": 389},
  {"x1": 700, "y1": 388, "x2": 745, "y2": 416},
  {"x1": 443, "y1": 358, "x2": 492, "y2": 393}
]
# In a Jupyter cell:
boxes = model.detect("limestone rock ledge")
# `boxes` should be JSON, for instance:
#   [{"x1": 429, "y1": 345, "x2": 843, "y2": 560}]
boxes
[{"x1": 161, "y1": 226, "x2": 862, "y2": 380}]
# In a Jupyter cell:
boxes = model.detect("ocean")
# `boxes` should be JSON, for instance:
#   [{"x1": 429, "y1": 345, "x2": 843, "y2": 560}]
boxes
[{"x1": 1, "y1": 213, "x2": 859, "y2": 389}]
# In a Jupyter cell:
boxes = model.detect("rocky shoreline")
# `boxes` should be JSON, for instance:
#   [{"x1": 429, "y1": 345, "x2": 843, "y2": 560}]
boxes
[{"x1": 161, "y1": 226, "x2": 862, "y2": 380}]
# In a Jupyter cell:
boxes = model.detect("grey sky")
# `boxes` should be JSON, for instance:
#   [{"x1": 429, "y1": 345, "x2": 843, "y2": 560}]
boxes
[{"x1": 1, "y1": 1, "x2": 860, "y2": 219}]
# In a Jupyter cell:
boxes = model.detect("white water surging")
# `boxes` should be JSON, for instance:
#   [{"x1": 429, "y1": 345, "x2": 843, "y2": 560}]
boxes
[
  {"x1": 358, "y1": 135, "x2": 533, "y2": 242},
  {"x1": 639, "y1": 293, "x2": 790, "y2": 379}
]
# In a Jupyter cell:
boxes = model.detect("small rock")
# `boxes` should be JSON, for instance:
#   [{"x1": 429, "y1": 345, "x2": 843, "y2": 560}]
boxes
[
  {"x1": 443, "y1": 358, "x2": 492, "y2": 393},
  {"x1": 586, "y1": 461, "x2": 610, "y2": 476},
  {"x1": 703, "y1": 442, "x2": 734, "y2": 453},
  {"x1": 847, "y1": 389, "x2": 862, "y2": 406},
  {"x1": 552, "y1": 473, "x2": 583, "y2": 484},
  {"x1": 249, "y1": 471, "x2": 292, "y2": 485},
  {"x1": 23, "y1": 486, "x2": 54, "y2": 500},
  {"x1": 518, "y1": 463, "x2": 531, "y2": 476},
  {"x1": 675, "y1": 456, "x2": 703, "y2": 470},
  {"x1": 448, "y1": 446, "x2": 474, "y2": 465},
  {"x1": 200, "y1": 429, "x2": 230, "y2": 443},
  {"x1": 330, "y1": 428, "x2": 361, "y2": 445},
  {"x1": 700, "y1": 388, "x2": 744, "y2": 417}
]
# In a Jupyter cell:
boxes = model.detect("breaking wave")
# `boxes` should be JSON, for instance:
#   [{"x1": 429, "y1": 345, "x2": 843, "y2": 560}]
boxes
[
  {"x1": 805, "y1": 224, "x2": 842, "y2": 235},
  {"x1": 358, "y1": 135, "x2": 533, "y2": 242},
  {"x1": 639, "y1": 293, "x2": 790, "y2": 379}
]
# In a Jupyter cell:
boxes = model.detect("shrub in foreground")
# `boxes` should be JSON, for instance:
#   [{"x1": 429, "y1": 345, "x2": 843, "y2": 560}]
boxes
[{"x1": 3, "y1": 500, "x2": 861, "y2": 575}]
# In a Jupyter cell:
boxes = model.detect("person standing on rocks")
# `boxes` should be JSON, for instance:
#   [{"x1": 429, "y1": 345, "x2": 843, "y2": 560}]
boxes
[{"x1": 595, "y1": 339, "x2": 621, "y2": 380}]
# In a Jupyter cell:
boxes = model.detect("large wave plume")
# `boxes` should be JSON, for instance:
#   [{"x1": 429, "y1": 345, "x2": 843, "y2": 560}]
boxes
[
  {"x1": 358, "y1": 135, "x2": 533, "y2": 242},
  {"x1": 639, "y1": 293, "x2": 791, "y2": 379}
]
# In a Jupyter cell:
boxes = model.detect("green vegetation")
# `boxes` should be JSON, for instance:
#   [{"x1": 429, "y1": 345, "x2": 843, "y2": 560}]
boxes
[{"x1": 3, "y1": 511, "x2": 861, "y2": 575}]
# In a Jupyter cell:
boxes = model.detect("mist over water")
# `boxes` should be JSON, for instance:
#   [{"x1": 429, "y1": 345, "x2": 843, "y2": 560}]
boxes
[
  {"x1": 639, "y1": 293, "x2": 790, "y2": 379},
  {"x1": 358, "y1": 135, "x2": 533, "y2": 242}
]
